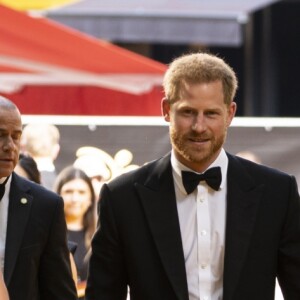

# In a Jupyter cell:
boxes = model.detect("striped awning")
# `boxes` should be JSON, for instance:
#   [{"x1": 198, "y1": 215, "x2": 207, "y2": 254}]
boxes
[{"x1": 43, "y1": 0, "x2": 281, "y2": 46}]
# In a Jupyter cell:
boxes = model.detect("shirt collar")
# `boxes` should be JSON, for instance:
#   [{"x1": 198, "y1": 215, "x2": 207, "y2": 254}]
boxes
[
  {"x1": 171, "y1": 148, "x2": 228, "y2": 194},
  {"x1": 0, "y1": 175, "x2": 12, "y2": 202}
]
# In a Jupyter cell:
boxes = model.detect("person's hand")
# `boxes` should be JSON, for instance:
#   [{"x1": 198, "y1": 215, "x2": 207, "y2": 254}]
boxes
[{"x1": 0, "y1": 270, "x2": 9, "y2": 300}]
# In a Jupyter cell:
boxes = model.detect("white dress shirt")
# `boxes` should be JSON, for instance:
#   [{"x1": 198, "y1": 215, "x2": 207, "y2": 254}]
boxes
[
  {"x1": 0, "y1": 176, "x2": 12, "y2": 272},
  {"x1": 171, "y1": 149, "x2": 228, "y2": 300}
]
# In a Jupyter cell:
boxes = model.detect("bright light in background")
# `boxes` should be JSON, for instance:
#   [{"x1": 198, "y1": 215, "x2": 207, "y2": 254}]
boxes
[{"x1": 0, "y1": 0, "x2": 80, "y2": 10}]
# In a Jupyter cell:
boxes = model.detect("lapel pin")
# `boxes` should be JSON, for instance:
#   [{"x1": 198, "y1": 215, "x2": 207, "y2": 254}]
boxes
[{"x1": 20, "y1": 198, "x2": 28, "y2": 204}]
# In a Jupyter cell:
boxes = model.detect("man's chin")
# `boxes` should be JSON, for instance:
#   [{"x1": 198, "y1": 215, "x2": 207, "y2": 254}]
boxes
[
  {"x1": 185, "y1": 147, "x2": 219, "y2": 164},
  {"x1": 0, "y1": 168, "x2": 13, "y2": 178}
]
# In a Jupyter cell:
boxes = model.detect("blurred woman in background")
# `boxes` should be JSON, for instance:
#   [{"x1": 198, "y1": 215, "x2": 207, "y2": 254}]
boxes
[{"x1": 54, "y1": 166, "x2": 96, "y2": 285}]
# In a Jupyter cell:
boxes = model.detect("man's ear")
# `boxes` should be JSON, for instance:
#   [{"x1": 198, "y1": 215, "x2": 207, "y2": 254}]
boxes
[
  {"x1": 226, "y1": 101, "x2": 237, "y2": 127},
  {"x1": 161, "y1": 98, "x2": 171, "y2": 122}
]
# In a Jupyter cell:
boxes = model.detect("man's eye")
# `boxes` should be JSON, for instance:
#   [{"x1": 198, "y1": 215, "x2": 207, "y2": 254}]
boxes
[
  {"x1": 182, "y1": 109, "x2": 194, "y2": 115},
  {"x1": 206, "y1": 111, "x2": 218, "y2": 116},
  {"x1": 12, "y1": 135, "x2": 21, "y2": 140}
]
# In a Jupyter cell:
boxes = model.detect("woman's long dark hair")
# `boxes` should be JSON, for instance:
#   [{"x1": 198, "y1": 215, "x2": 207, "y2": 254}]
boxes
[{"x1": 18, "y1": 153, "x2": 41, "y2": 184}]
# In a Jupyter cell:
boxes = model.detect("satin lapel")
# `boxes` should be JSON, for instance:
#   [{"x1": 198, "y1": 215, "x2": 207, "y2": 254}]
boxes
[
  {"x1": 135, "y1": 155, "x2": 189, "y2": 300},
  {"x1": 223, "y1": 154, "x2": 265, "y2": 300},
  {"x1": 4, "y1": 173, "x2": 33, "y2": 285}
]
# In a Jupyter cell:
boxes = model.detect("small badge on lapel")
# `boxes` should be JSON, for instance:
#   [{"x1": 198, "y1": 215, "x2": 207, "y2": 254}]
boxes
[{"x1": 20, "y1": 198, "x2": 28, "y2": 204}]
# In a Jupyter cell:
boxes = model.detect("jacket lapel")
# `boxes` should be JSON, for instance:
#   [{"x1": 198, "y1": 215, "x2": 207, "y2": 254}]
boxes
[
  {"x1": 4, "y1": 173, "x2": 33, "y2": 285},
  {"x1": 135, "y1": 154, "x2": 189, "y2": 300},
  {"x1": 223, "y1": 154, "x2": 265, "y2": 300}
]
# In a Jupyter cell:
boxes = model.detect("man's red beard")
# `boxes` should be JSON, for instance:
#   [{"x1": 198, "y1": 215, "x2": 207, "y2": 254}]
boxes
[{"x1": 170, "y1": 128, "x2": 226, "y2": 167}]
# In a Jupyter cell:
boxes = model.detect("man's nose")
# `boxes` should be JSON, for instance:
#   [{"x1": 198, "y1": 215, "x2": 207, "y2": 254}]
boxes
[
  {"x1": 192, "y1": 114, "x2": 207, "y2": 132},
  {"x1": 2, "y1": 136, "x2": 15, "y2": 151}
]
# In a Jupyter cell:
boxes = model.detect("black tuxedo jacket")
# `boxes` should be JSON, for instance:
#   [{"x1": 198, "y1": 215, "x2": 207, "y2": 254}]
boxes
[
  {"x1": 86, "y1": 153, "x2": 300, "y2": 300},
  {"x1": 4, "y1": 172, "x2": 77, "y2": 300}
]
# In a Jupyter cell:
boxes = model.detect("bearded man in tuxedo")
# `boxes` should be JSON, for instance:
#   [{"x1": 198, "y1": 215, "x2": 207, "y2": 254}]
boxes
[{"x1": 86, "y1": 53, "x2": 300, "y2": 300}]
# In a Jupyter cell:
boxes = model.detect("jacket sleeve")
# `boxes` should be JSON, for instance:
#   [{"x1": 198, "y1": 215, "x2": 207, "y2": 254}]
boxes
[
  {"x1": 277, "y1": 176, "x2": 300, "y2": 298},
  {"x1": 86, "y1": 184, "x2": 128, "y2": 300},
  {"x1": 39, "y1": 196, "x2": 78, "y2": 300}
]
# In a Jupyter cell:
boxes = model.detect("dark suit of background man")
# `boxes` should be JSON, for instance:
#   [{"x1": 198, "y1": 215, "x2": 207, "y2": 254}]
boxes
[
  {"x1": 86, "y1": 53, "x2": 300, "y2": 300},
  {"x1": 0, "y1": 96, "x2": 77, "y2": 300}
]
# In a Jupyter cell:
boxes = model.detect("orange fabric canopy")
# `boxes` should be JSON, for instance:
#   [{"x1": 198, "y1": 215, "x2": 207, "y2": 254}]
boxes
[{"x1": 0, "y1": 4, "x2": 167, "y2": 116}]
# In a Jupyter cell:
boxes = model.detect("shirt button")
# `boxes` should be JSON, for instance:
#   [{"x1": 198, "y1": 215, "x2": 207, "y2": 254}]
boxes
[
  {"x1": 200, "y1": 230, "x2": 207, "y2": 236},
  {"x1": 198, "y1": 195, "x2": 205, "y2": 202}
]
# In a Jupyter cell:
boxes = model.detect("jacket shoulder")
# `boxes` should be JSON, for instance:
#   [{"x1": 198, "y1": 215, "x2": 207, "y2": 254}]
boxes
[
  {"x1": 12, "y1": 172, "x2": 62, "y2": 205},
  {"x1": 228, "y1": 153, "x2": 296, "y2": 183},
  {"x1": 107, "y1": 154, "x2": 171, "y2": 190}
]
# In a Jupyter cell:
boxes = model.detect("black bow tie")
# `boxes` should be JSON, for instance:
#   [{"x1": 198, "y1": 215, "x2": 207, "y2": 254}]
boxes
[
  {"x1": 0, "y1": 176, "x2": 9, "y2": 201},
  {"x1": 182, "y1": 167, "x2": 222, "y2": 194}
]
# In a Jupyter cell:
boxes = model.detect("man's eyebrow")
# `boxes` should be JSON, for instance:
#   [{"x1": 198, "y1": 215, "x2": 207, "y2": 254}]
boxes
[{"x1": 0, "y1": 128, "x2": 22, "y2": 134}]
